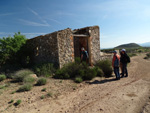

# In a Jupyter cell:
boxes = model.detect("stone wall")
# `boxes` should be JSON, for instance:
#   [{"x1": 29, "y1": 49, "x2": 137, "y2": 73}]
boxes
[
  {"x1": 26, "y1": 26, "x2": 101, "y2": 68},
  {"x1": 89, "y1": 26, "x2": 101, "y2": 64},
  {"x1": 27, "y1": 32, "x2": 59, "y2": 66},
  {"x1": 57, "y1": 28, "x2": 74, "y2": 68}
]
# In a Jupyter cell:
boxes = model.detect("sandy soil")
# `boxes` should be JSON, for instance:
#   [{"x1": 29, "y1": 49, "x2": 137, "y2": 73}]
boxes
[{"x1": 0, "y1": 54, "x2": 150, "y2": 113}]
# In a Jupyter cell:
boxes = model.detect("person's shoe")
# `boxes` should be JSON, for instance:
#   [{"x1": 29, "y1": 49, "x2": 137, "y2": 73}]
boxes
[
  {"x1": 121, "y1": 75, "x2": 124, "y2": 78},
  {"x1": 116, "y1": 77, "x2": 120, "y2": 80}
]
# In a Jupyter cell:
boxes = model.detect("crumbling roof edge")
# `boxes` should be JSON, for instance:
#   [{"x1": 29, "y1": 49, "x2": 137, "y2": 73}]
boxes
[
  {"x1": 73, "y1": 25, "x2": 99, "y2": 31},
  {"x1": 27, "y1": 28, "x2": 72, "y2": 41}
]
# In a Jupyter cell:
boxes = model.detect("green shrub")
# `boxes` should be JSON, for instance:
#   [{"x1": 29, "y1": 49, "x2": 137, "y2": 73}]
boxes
[
  {"x1": 17, "y1": 84, "x2": 32, "y2": 92},
  {"x1": 75, "y1": 57, "x2": 81, "y2": 64},
  {"x1": 128, "y1": 53, "x2": 137, "y2": 57},
  {"x1": 13, "y1": 69, "x2": 34, "y2": 82},
  {"x1": 54, "y1": 62, "x2": 88, "y2": 79},
  {"x1": 146, "y1": 53, "x2": 150, "y2": 57},
  {"x1": 11, "y1": 91, "x2": 16, "y2": 94},
  {"x1": 36, "y1": 77, "x2": 47, "y2": 86},
  {"x1": 0, "y1": 74, "x2": 6, "y2": 81},
  {"x1": 23, "y1": 76, "x2": 35, "y2": 84},
  {"x1": 33, "y1": 63, "x2": 55, "y2": 77},
  {"x1": 95, "y1": 67, "x2": 104, "y2": 77},
  {"x1": 0, "y1": 85, "x2": 5, "y2": 89},
  {"x1": 144, "y1": 53, "x2": 150, "y2": 59},
  {"x1": 95, "y1": 60, "x2": 112, "y2": 77},
  {"x1": 53, "y1": 62, "x2": 98, "y2": 81},
  {"x1": 14, "y1": 100, "x2": 22, "y2": 106},
  {"x1": 40, "y1": 95, "x2": 45, "y2": 99},
  {"x1": 83, "y1": 67, "x2": 97, "y2": 80},
  {"x1": 47, "y1": 92, "x2": 53, "y2": 97},
  {"x1": 41, "y1": 88, "x2": 46, "y2": 92},
  {"x1": 9, "y1": 99, "x2": 14, "y2": 104},
  {"x1": 75, "y1": 77, "x2": 83, "y2": 83},
  {"x1": 0, "y1": 32, "x2": 26, "y2": 66}
]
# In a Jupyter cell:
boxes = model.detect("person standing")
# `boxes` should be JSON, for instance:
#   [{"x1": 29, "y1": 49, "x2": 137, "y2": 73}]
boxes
[
  {"x1": 81, "y1": 47, "x2": 88, "y2": 64},
  {"x1": 120, "y1": 49, "x2": 130, "y2": 78},
  {"x1": 112, "y1": 50, "x2": 120, "y2": 80},
  {"x1": 120, "y1": 50, "x2": 123, "y2": 75}
]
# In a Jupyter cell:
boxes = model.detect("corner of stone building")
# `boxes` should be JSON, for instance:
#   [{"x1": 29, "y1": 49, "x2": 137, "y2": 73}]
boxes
[{"x1": 57, "y1": 28, "x2": 74, "y2": 68}]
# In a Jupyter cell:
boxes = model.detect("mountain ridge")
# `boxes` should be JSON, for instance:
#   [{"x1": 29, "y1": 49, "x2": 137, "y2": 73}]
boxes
[{"x1": 114, "y1": 43, "x2": 141, "y2": 49}]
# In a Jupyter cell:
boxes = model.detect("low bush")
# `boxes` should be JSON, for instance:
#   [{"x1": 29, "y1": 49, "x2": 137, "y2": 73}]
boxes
[
  {"x1": 40, "y1": 95, "x2": 45, "y2": 99},
  {"x1": 17, "y1": 84, "x2": 32, "y2": 92},
  {"x1": 0, "y1": 74, "x2": 6, "y2": 81},
  {"x1": 83, "y1": 67, "x2": 97, "y2": 80},
  {"x1": 54, "y1": 62, "x2": 82, "y2": 79},
  {"x1": 14, "y1": 100, "x2": 22, "y2": 106},
  {"x1": 74, "y1": 76, "x2": 83, "y2": 83},
  {"x1": 47, "y1": 92, "x2": 53, "y2": 97},
  {"x1": 95, "y1": 67, "x2": 104, "y2": 77},
  {"x1": 13, "y1": 69, "x2": 34, "y2": 82},
  {"x1": 54, "y1": 62, "x2": 97, "y2": 81},
  {"x1": 11, "y1": 91, "x2": 16, "y2": 94},
  {"x1": 75, "y1": 57, "x2": 81, "y2": 64},
  {"x1": 9, "y1": 99, "x2": 14, "y2": 104},
  {"x1": 23, "y1": 76, "x2": 35, "y2": 84},
  {"x1": 95, "y1": 60, "x2": 112, "y2": 77},
  {"x1": 146, "y1": 53, "x2": 150, "y2": 57},
  {"x1": 144, "y1": 53, "x2": 150, "y2": 59},
  {"x1": 41, "y1": 88, "x2": 46, "y2": 92},
  {"x1": 128, "y1": 53, "x2": 137, "y2": 57},
  {"x1": 33, "y1": 63, "x2": 55, "y2": 77},
  {"x1": 36, "y1": 77, "x2": 47, "y2": 86}
]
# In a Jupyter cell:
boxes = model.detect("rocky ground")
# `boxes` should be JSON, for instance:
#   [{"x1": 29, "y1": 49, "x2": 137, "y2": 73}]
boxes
[{"x1": 0, "y1": 54, "x2": 150, "y2": 113}]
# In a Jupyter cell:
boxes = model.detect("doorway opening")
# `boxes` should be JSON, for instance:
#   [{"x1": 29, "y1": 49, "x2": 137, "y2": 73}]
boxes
[{"x1": 73, "y1": 35, "x2": 92, "y2": 65}]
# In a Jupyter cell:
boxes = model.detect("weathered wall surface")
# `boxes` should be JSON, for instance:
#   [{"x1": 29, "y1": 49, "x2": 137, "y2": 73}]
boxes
[
  {"x1": 26, "y1": 26, "x2": 101, "y2": 68},
  {"x1": 27, "y1": 32, "x2": 59, "y2": 66},
  {"x1": 74, "y1": 37, "x2": 80, "y2": 58},
  {"x1": 89, "y1": 26, "x2": 101, "y2": 64},
  {"x1": 57, "y1": 29, "x2": 74, "y2": 68}
]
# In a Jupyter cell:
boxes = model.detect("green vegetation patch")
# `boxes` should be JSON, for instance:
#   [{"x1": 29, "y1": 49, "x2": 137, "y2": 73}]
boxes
[
  {"x1": 14, "y1": 100, "x2": 22, "y2": 106},
  {"x1": 33, "y1": 63, "x2": 55, "y2": 77},
  {"x1": 13, "y1": 69, "x2": 34, "y2": 82},
  {"x1": 95, "y1": 60, "x2": 113, "y2": 77},
  {"x1": 17, "y1": 84, "x2": 32, "y2": 92},
  {"x1": 36, "y1": 77, "x2": 47, "y2": 86},
  {"x1": 0, "y1": 74, "x2": 6, "y2": 81}
]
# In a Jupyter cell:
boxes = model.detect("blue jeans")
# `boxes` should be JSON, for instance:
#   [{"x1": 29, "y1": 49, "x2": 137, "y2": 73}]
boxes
[
  {"x1": 122, "y1": 63, "x2": 128, "y2": 77},
  {"x1": 114, "y1": 67, "x2": 120, "y2": 79}
]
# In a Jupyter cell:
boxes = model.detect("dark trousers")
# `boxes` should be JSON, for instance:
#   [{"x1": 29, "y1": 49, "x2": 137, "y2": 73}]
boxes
[
  {"x1": 122, "y1": 63, "x2": 128, "y2": 77},
  {"x1": 114, "y1": 67, "x2": 120, "y2": 79}
]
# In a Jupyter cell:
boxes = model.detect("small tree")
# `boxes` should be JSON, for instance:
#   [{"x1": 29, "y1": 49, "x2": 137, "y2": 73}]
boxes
[{"x1": 0, "y1": 32, "x2": 27, "y2": 68}]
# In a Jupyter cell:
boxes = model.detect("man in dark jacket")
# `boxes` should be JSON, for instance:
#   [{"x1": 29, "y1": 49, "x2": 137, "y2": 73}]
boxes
[
  {"x1": 120, "y1": 49, "x2": 130, "y2": 77},
  {"x1": 81, "y1": 47, "x2": 88, "y2": 64}
]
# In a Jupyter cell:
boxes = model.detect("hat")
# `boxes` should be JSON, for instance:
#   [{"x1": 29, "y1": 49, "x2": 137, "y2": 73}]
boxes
[
  {"x1": 81, "y1": 47, "x2": 85, "y2": 50},
  {"x1": 122, "y1": 49, "x2": 126, "y2": 52},
  {"x1": 113, "y1": 50, "x2": 117, "y2": 53}
]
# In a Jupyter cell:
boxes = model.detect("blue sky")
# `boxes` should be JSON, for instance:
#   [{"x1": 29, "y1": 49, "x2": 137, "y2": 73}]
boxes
[{"x1": 0, "y1": 0, "x2": 150, "y2": 48}]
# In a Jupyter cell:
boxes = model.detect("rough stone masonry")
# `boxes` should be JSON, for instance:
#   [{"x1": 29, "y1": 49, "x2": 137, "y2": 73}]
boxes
[{"x1": 27, "y1": 26, "x2": 101, "y2": 68}]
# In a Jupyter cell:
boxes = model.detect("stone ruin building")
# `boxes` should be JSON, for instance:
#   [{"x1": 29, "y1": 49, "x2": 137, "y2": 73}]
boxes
[{"x1": 27, "y1": 26, "x2": 101, "y2": 68}]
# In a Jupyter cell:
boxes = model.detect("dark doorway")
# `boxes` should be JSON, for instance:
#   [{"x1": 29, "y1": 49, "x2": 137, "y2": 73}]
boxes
[{"x1": 74, "y1": 36, "x2": 91, "y2": 65}]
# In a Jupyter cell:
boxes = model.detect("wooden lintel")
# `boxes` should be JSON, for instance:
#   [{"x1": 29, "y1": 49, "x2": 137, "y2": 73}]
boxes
[{"x1": 73, "y1": 34, "x2": 89, "y2": 37}]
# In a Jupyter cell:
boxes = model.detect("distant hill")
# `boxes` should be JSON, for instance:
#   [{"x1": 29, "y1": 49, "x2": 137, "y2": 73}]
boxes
[
  {"x1": 115, "y1": 43, "x2": 141, "y2": 49},
  {"x1": 139, "y1": 42, "x2": 150, "y2": 47}
]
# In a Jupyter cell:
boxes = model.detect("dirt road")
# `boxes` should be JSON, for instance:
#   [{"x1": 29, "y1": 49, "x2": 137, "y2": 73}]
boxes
[{"x1": 1, "y1": 54, "x2": 150, "y2": 113}]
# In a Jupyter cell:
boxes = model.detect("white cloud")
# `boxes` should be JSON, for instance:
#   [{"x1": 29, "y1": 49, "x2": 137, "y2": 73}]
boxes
[
  {"x1": 27, "y1": 7, "x2": 50, "y2": 27},
  {"x1": 47, "y1": 18, "x2": 63, "y2": 25},
  {"x1": 18, "y1": 19, "x2": 50, "y2": 26}
]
